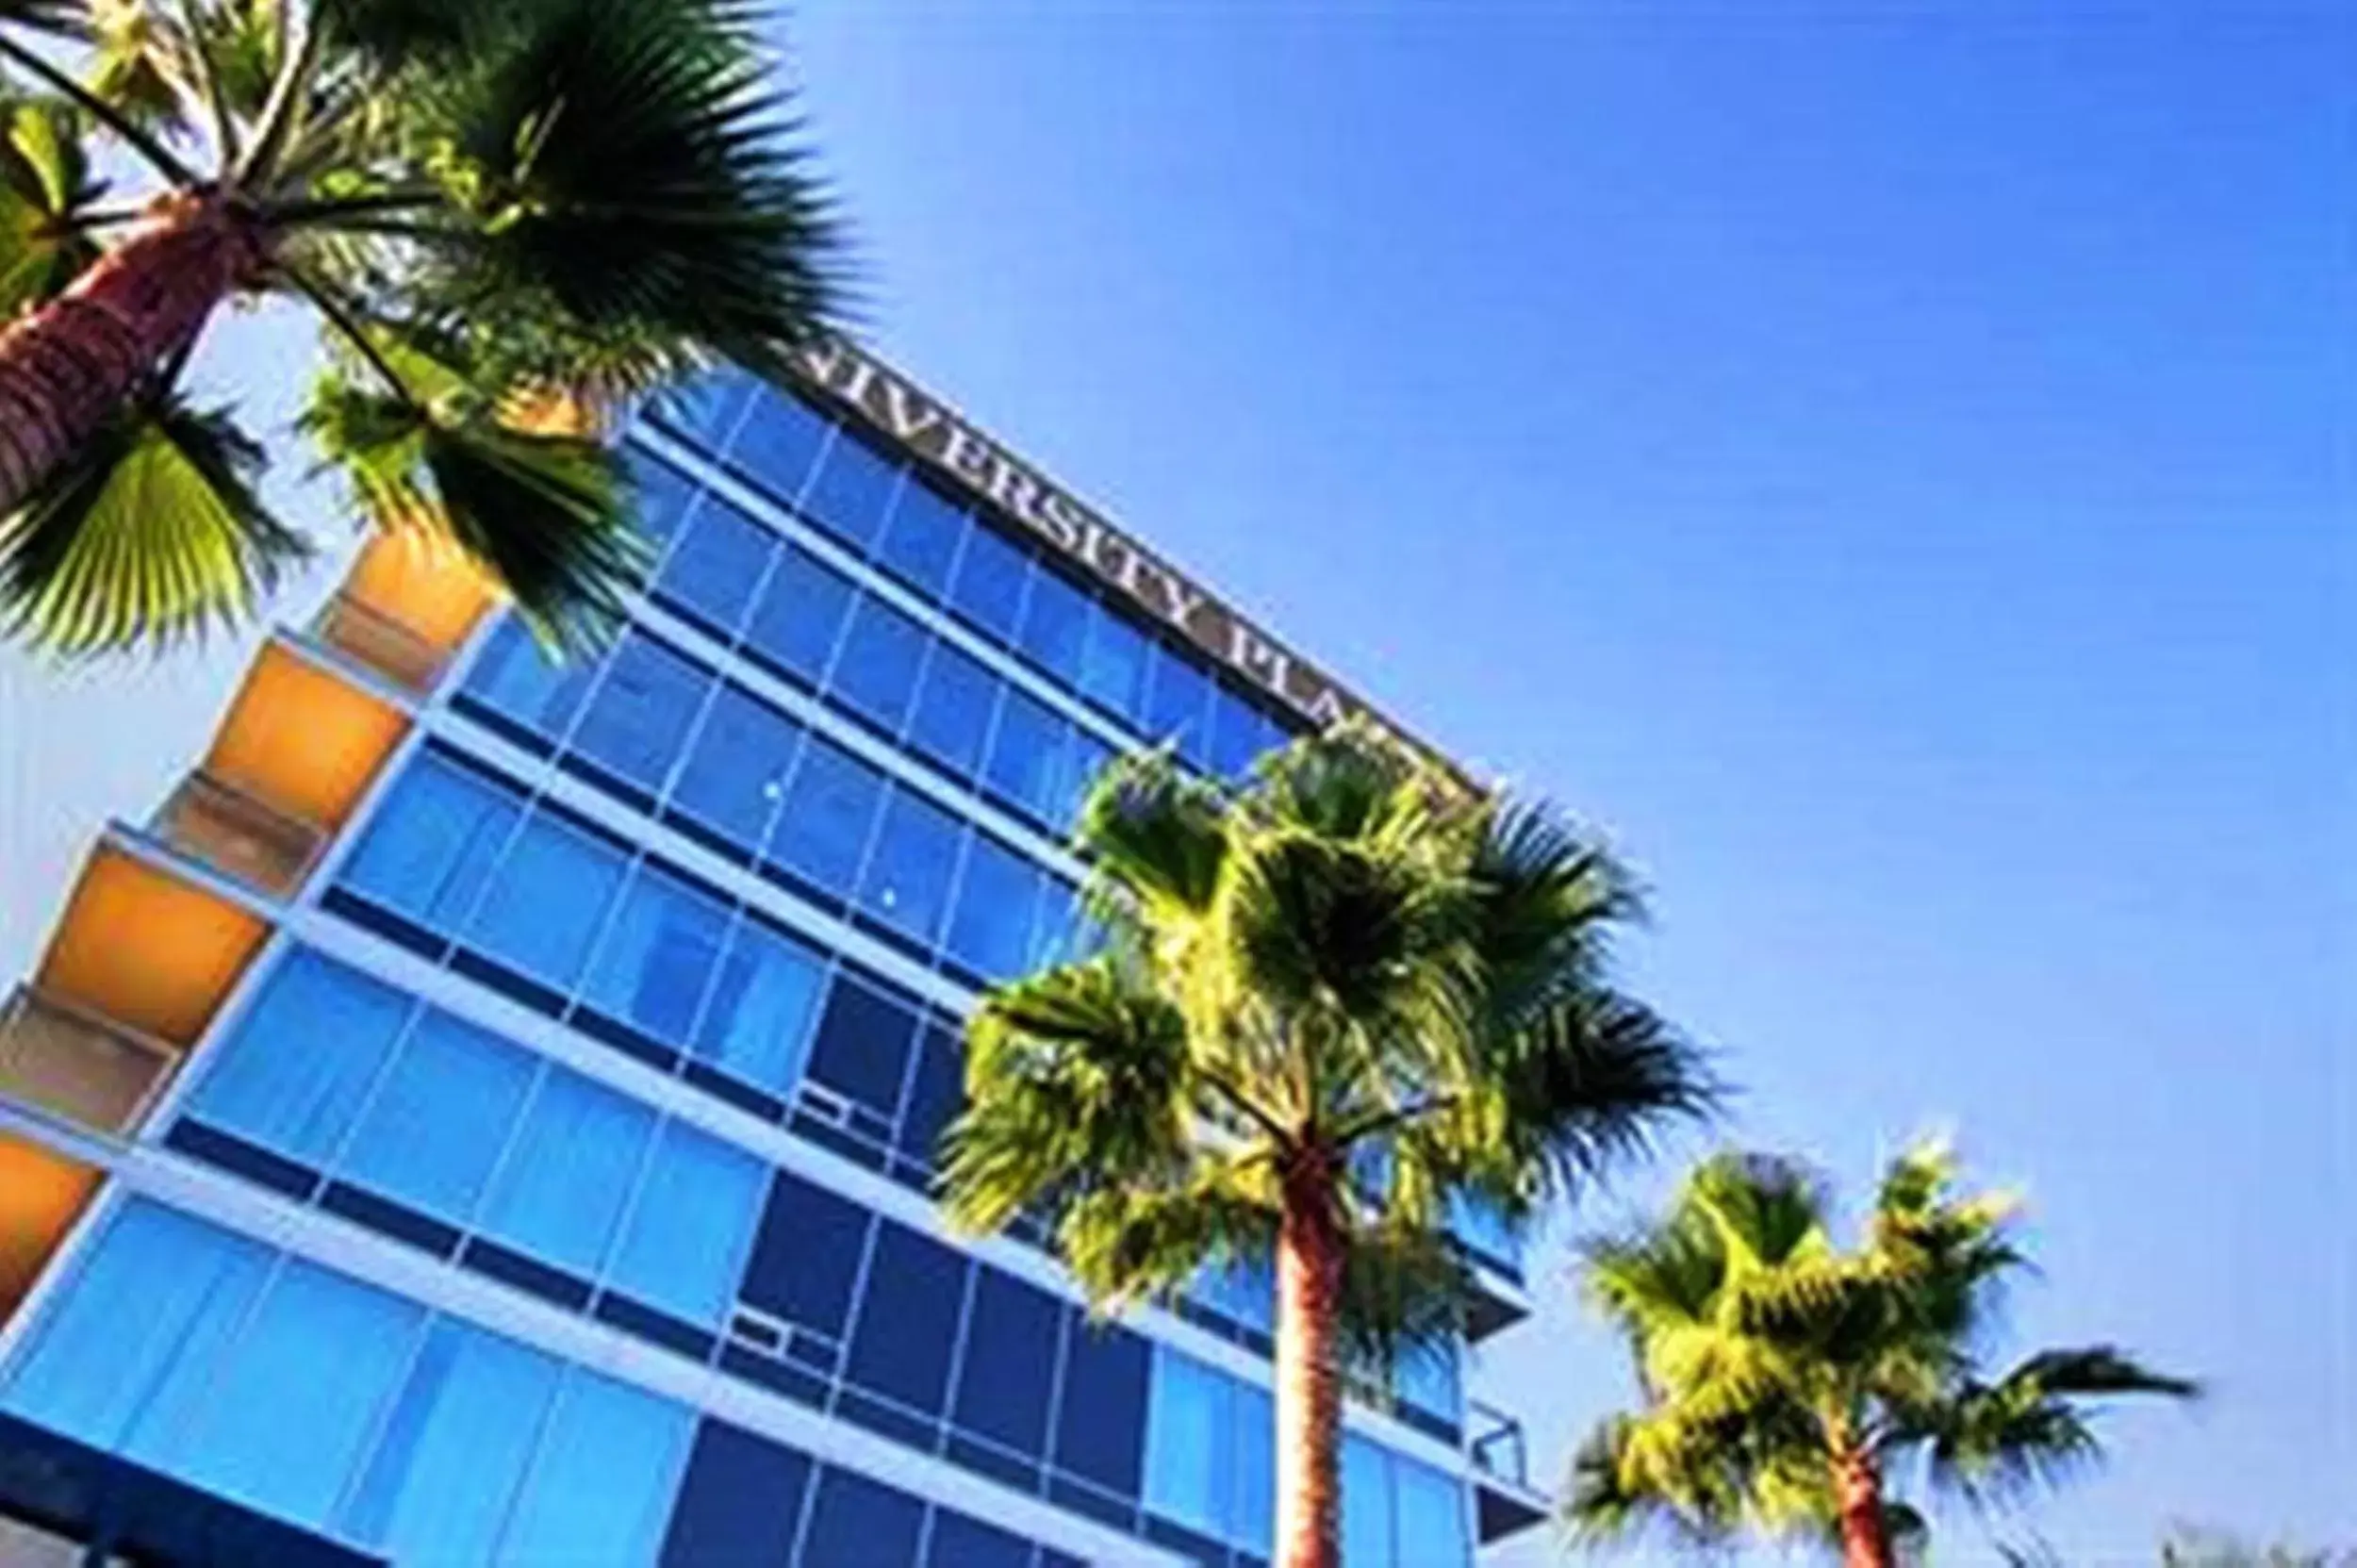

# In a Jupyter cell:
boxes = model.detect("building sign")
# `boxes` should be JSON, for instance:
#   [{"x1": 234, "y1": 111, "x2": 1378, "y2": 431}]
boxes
[{"x1": 789, "y1": 338, "x2": 1447, "y2": 774}]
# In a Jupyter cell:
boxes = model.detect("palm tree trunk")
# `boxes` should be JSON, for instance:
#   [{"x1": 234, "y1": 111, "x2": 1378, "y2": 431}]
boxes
[
  {"x1": 1274, "y1": 1151, "x2": 1346, "y2": 1568},
  {"x1": 1834, "y1": 1448, "x2": 1894, "y2": 1568},
  {"x1": 0, "y1": 193, "x2": 255, "y2": 518}
]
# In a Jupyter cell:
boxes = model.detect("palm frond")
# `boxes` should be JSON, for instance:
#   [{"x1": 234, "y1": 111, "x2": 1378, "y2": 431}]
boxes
[
  {"x1": 298, "y1": 339, "x2": 642, "y2": 649},
  {"x1": 0, "y1": 97, "x2": 102, "y2": 315},
  {"x1": 0, "y1": 397, "x2": 305, "y2": 652},
  {"x1": 83, "y1": 0, "x2": 195, "y2": 131},
  {"x1": 0, "y1": 0, "x2": 91, "y2": 40},
  {"x1": 410, "y1": 0, "x2": 849, "y2": 382}
]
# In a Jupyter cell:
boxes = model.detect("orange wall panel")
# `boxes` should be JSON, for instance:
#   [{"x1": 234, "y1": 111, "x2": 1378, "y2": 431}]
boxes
[
  {"x1": 0, "y1": 1133, "x2": 100, "y2": 1327},
  {"x1": 35, "y1": 850, "x2": 271, "y2": 1047},
  {"x1": 202, "y1": 644, "x2": 408, "y2": 830}
]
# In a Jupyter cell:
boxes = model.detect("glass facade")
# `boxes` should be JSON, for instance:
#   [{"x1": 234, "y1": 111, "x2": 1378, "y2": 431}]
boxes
[{"x1": 0, "y1": 367, "x2": 1519, "y2": 1566}]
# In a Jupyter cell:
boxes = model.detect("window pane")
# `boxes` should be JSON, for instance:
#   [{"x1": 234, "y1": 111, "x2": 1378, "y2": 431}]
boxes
[
  {"x1": 464, "y1": 810, "x2": 628, "y2": 989},
  {"x1": 1054, "y1": 1318, "x2": 1148, "y2": 1496},
  {"x1": 1211, "y1": 689, "x2": 1269, "y2": 781},
  {"x1": 572, "y1": 635, "x2": 710, "y2": 795},
  {"x1": 769, "y1": 735, "x2": 882, "y2": 897},
  {"x1": 463, "y1": 619, "x2": 596, "y2": 743},
  {"x1": 943, "y1": 834, "x2": 1041, "y2": 981},
  {"x1": 799, "y1": 1467, "x2": 923, "y2": 1568},
  {"x1": 1015, "y1": 568, "x2": 1089, "y2": 683},
  {"x1": 844, "y1": 1223, "x2": 967, "y2": 1417},
  {"x1": 745, "y1": 546, "x2": 855, "y2": 684},
  {"x1": 803, "y1": 976, "x2": 916, "y2": 1120},
  {"x1": 856, "y1": 789, "x2": 962, "y2": 945},
  {"x1": 951, "y1": 1270, "x2": 1059, "y2": 1457},
  {"x1": 651, "y1": 372, "x2": 748, "y2": 450},
  {"x1": 1078, "y1": 603, "x2": 1150, "y2": 719},
  {"x1": 831, "y1": 597, "x2": 929, "y2": 733},
  {"x1": 894, "y1": 1022, "x2": 963, "y2": 1175},
  {"x1": 947, "y1": 522, "x2": 1030, "y2": 641},
  {"x1": 173, "y1": 1258, "x2": 425, "y2": 1526},
  {"x1": 670, "y1": 684, "x2": 801, "y2": 855},
  {"x1": 624, "y1": 449, "x2": 701, "y2": 550},
  {"x1": 340, "y1": 752, "x2": 521, "y2": 930},
  {"x1": 1144, "y1": 1350, "x2": 1231, "y2": 1541},
  {"x1": 1341, "y1": 1436, "x2": 1392, "y2": 1568},
  {"x1": 1027, "y1": 876, "x2": 1080, "y2": 971},
  {"x1": 0, "y1": 1201, "x2": 271, "y2": 1455},
  {"x1": 729, "y1": 387, "x2": 833, "y2": 505},
  {"x1": 338, "y1": 1012, "x2": 536, "y2": 1222},
  {"x1": 981, "y1": 688, "x2": 1067, "y2": 824},
  {"x1": 1394, "y1": 1456, "x2": 1469, "y2": 1568},
  {"x1": 654, "y1": 494, "x2": 774, "y2": 636},
  {"x1": 1189, "y1": 1257, "x2": 1273, "y2": 1339},
  {"x1": 737, "y1": 1170, "x2": 870, "y2": 1341},
  {"x1": 873, "y1": 477, "x2": 966, "y2": 598},
  {"x1": 1055, "y1": 727, "x2": 1116, "y2": 831},
  {"x1": 581, "y1": 863, "x2": 730, "y2": 1046},
  {"x1": 903, "y1": 641, "x2": 997, "y2": 778},
  {"x1": 661, "y1": 1422, "x2": 810, "y2": 1568},
  {"x1": 1143, "y1": 648, "x2": 1216, "y2": 771},
  {"x1": 341, "y1": 1322, "x2": 561, "y2": 1563},
  {"x1": 691, "y1": 915, "x2": 825, "y2": 1096},
  {"x1": 608, "y1": 1121, "x2": 766, "y2": 1328},
  {"x1": 1397, "y1": 1339, "x2": 1463, "y2": 1427},
  {"x1": 497, "y1": 1371, "x2": 692, "y2": 1568},
  {"x1": 187, "y1": 949, "x2": 409, "y2": 1164},
  {"x1": 1233, "y1": 1378, "x2": 1275, "y2": 1556},
  {"x1": 923, "y1": 1511, "x2": 1032, "y2": 1568},
  {"x1": 479, "y1": 1070, "x2": 656, "y2": 1276},
  {"x1": 800, "y1": 427, "x2": 899, "y2": 551}
]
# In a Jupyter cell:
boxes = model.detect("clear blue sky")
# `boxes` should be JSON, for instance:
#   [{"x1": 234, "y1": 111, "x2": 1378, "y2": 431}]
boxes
[{"x1": 2, "y1": 0, "x2": 2348, "y2": 1559}]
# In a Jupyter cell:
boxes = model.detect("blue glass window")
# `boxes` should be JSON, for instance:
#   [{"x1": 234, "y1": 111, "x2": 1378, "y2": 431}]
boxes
[
  {"x1": 570, "y1": 634, "x2": 710, "y2": 795},
  {"x1": 1144, "y1": 1350, "x2": 1231, "y2": 1542},
  {"x1": 1028, "y1": 875, "x2": 1080, "y2": 971},
  {"x1": 950, "y1": 1269, "x2": 1058, "y2": 1457},
  {"x1": 581, "y1": 862, "x2": 730, "y2": 1046},
  {"x1": 729, "y1": 386, "x2": 833, "y2": 505},
  {"x1": 843, "y1": 1223, "x2": 967, "y2": 1417},
  {"x1": 943, "y1": 833, "x2": 1042, "y2": 981},
  {"x1": 981, "y1": 687, "x2": 1068, "y2": 825},
  {"x1": 495, "y1": 1371, "x2": 693, "y2": 1567},
  {"x1": 341, "y1": 1322, "x2": 562, "y2": 1562},
  {"x1": 1079, "y1": 602, "x2": 1150, "y2": 720},
  {"x1": 947, "y1": 521, "x2": 1030, "y2": 641},
  {"x1": 770, "y1": 735, "x2": 882, "y2": 896},
  {"x1": 607, "y1": 1121, "x2": 766, "y2": 1328},
  {"x1": 1056, "y1": 727, "x2": 1116, "y2": 830},
  {"x1": 338, "y1": 1012, "x2": 536, "y2": 1222},
  {"x1": 873, "y1": 476, "x2": 967, "y2": 598},
  {"x1": 800, "y1": 1467, "x2": 924, "y2": 1568},
  {"x1": 831, "y1": 596, "x2": 929, "y2": 732},
  {"x1": 1143, "y1": 646, "x2": 1216, "y2": 771},
  {"x1": 1394, "y1": 1456, "x2": 1469, "y2": 1568},
  {"x1": 462, "y1": 619, "x2": 595, "y2": 744},
  {"x1": 1233, "y1": 1378, "x2": 1276, "y2": 1556},
  {"x1": 1342, "y1": 1435, "x2": 1392, "y2": 1568},
  {"x1": 692, "y1": 915, "x2": 825, "y2": 1096},
  {"x1": 1398, "y1": 1338, "x2": 1464, "y2": 1428},
  {"x1": 339, "y1": 751, "x2": 521, "y2": 930},
  {"x1": 1, "y1": 1201, "x2": 272, "y2": 1461},
  {"x1": 172, "y1": 1258, "x2": 424, "y2": 1525},
  {"x1": 186, "y1": 949, "x2": 409, "y2": 1164},
  {"x1": 463, "y1": 808, "x2": 627, "y2": 989},
  {"x1": 856, "y1": 788, "x2": 963, "y2": 945},
  {"x1": 904, "y1": 641, "x2": 999, "y2": 778},
  {"x1": 479, "y1": 1069, "x2": 655, "y2": 1277},
  {"x1": 655, "y1": 494, "x2": 774, "y2": 636},
  {"x1": 1015, "y1": 567, "x2": 1090, "y2": 683},
  {"x1": 651, "y1": 372, "x2": 748, "y2": 449},
  {"x1": 799, "y1": 427, "x2": 899, "y2": 552},
  {"x1": 669, "y1": 684, "x2": 802, "y2": 854},
  {"x1": 746, "y1": 545, "x2": 855, "y2": 684},
  {"x1": 624, "y1": 449, "x2": 701, "y2": 549},
  {"x1": 1448, "y1": 1190, "x2": 1522, "y2": 1276},
  {"x1": 1211, "y1": 688, "x2": 1271, "y2": 780}
]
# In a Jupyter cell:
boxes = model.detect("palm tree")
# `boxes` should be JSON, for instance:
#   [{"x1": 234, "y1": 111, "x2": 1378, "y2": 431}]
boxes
[
  {"x1": 940, "y1": 722, "x2": 1711, "y2": 1568},
  {"x1": 0, "y1": 0, "x2": 845, "y2": 652},
  {"x1": 1569, "y1": 1141, "x2": 2196, "y2": 1566}
]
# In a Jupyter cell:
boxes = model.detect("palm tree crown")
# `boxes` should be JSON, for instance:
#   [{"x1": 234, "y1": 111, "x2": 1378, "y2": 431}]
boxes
[
  {"x1": 1569, "y1": 1141, "x2": 2196, "y2": 1565},
  {"x1": 0, "y1": 0, "x2": 848, "y2": 653},
  {"x1": 941, "y1": 722, "x2": 1710, "y2": 1568}
]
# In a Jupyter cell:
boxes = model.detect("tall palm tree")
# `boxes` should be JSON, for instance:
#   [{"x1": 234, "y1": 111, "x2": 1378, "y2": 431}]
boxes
[
  {"x1": 1569, "y1": 1142, "x2": 2196, "y2": 1566},
  {"x1": 940, "y1": 723, "x2": 1711, "y2": 1568},
  {"x1": 0, "y1": 0, "x2": 845, "y2": 652}
]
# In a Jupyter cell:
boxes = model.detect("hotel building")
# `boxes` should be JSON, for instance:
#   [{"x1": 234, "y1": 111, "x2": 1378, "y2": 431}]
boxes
[{"x1": 0, "y1": 341, "x2": 1548, "y2": 1565}]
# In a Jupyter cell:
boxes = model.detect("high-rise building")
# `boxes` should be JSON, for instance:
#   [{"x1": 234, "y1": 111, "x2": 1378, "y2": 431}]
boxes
[{"x1": 0, "y1": 341, "x2": 1548, "y2": 1566}]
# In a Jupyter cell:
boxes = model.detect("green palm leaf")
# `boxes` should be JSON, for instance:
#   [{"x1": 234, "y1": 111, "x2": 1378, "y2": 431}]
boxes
[
  {"x1": 0, "y1": 0, "x2": 91, "y2": 38},
  {"x1": 0, "y1": 398, "x2": 305, "y2": 652},
  {"x1": 0, "y1": 97, "x2": 100, "y2": 314}
]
